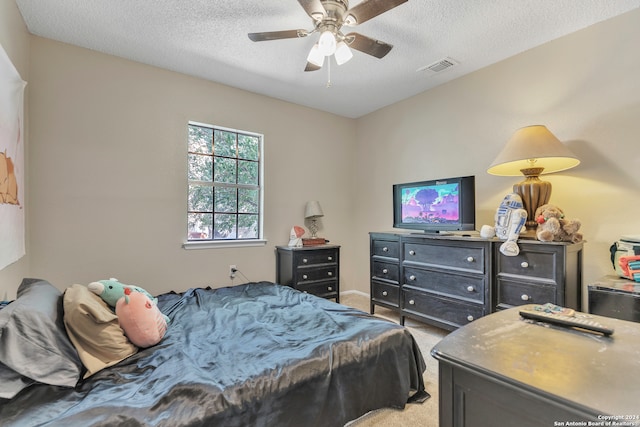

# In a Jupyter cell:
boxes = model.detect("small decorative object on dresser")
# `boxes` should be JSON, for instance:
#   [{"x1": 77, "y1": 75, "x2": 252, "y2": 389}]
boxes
[
  {"x1": 287, "y1": 225, "x2": 305, "y2": 247},
  {"x1": 534, "y1": 203, "x2": 583, "y2": 243},
  {"x1": 481, "y1": 192, "x2": 527, "y2": 257},
  {"x1": 276, "y1": 244, "x2": 340, "y2": 302}
]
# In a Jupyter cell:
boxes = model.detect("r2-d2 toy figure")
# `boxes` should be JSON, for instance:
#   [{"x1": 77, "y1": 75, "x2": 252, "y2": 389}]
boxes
[{"x1": 493, "y1": 193, "x2": 527, "y2": 256}]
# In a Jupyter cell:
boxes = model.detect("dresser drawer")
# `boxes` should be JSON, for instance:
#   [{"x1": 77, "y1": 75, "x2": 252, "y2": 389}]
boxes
[
  {"x1": 372, "y1": 261, "x2": 400, "y2": 283},
  {"x1": 404, "y1": 242, "x2": 486, "y2": 274},
  {"x1": 296, "y1": 281, "x2": 338, "y2": 298},
  {"x1": 372, "y1": 239, "x2": 400, "y2": 259},
  {"x1": 402, "y1": 289, "x2": 484, "y2": 329},
  {"x1": 404, "y1": 267, "x2": 484, "y2": 302},
  {"x1": 294, "y1": 249, "x2": 338, "y2": 266},
  {"x1": 496, "y1": 248, "x2": 558, "y2": 282},
  {"x1": 371, "y1": 281, "x2": 399, "y2": 307},
  {"x1": 296, "y1": 266, "x2": 337, "y2": 282},
  {"x1": 495, "y1": 278, "x2": 557, "y2": 309}
]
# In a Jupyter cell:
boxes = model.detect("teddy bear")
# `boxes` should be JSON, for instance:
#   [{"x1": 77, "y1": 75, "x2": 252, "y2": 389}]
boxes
[{"x1": 534, "y1": 204, "x2": 583, "y2": 244}]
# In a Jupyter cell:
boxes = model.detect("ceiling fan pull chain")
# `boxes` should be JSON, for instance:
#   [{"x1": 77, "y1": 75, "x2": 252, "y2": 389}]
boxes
[{"x1": 326, "y1": 58, "x2": 332, "y2": 88}]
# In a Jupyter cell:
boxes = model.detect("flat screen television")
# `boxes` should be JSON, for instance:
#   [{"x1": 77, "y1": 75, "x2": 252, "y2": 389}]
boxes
[{"x1": 393, "y1": 175, "x2": 476, "y2": 233}]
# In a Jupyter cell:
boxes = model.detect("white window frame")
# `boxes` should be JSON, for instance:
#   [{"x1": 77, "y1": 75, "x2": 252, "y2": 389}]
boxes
[{"x1": 183, "y1": 121, "x2": 266, "y2": 250}]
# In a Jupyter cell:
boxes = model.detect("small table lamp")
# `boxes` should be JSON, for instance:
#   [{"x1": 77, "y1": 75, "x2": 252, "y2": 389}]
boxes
[
  {"x1": 304, "y1": 201, "x2": 324, "y2": 238},
  {"x1": 487, "y1": 125, "x2": 580, "y2": 230}
]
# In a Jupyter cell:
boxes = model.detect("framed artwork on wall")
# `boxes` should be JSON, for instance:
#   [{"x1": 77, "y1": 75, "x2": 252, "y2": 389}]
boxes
[{"x1": 0, "y1": 42, "x2": 27, "y2": 270}]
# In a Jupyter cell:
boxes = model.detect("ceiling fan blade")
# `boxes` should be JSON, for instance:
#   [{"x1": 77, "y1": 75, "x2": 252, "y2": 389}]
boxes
[
  {"x1": 298, "y1": 0, "x2": 326, "y2": 21},
  {"x1": 344, "y1": 32, "x2": 393, "y2": 58},
  {"x1": 304, "y1": 62, "x2": 322, "y2": 72},
  {"x1": 248, "y1": 29, "x2": 308, "y2": 42},
  {"x1": 344, "y1": 0, "x2": 408, "y2": 25}
]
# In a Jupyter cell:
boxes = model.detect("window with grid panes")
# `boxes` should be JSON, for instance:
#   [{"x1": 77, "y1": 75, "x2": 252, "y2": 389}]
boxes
[{"x1": 187, "y1": 122, "x2": 263, "y2": 242}]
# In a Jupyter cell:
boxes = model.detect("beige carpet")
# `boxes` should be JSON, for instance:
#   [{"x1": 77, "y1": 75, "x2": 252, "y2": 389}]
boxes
[{"x1": 340, "y1": 293, "x2": 450, "y2": 427}]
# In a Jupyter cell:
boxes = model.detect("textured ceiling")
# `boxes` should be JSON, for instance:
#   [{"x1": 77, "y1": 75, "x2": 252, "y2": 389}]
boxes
[{"x1": 15, "y1": 0, "x2": 640, "y2": 118}]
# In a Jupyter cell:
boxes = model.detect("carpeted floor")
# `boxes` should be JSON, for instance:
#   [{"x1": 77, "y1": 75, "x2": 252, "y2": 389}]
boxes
[{"x1": 340, "y1": 293, "x2": 450, "y2": 427}]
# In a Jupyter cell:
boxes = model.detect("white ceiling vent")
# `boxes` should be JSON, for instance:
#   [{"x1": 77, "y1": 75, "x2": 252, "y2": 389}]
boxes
[{"x1": 417, "y1": 57, "x2": 459, "y2": 74}]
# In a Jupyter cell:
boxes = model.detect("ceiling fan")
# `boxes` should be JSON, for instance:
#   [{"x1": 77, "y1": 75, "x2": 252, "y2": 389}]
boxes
[{"x1": 248, "y1": 0, "x2": 408, "y2": 71}]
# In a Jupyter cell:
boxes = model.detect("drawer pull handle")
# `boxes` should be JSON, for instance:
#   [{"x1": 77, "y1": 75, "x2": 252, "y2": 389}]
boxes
[
  {"x1": 328, "y1": 287, "x2": 333, "y2": 291},
  {"x1": 409, "y1": 299, "x2": 415, "y2": 305},
  {"x1": 382, "y1": 268, "x2": 388, "y2": 274},
  {"x1": 409, "y1": 275, "x2": 416, "y2": 281},
  {"x1": 302, "y1": 275, "x2": 308, "y2": 280},
  {"x1": 521, "y1": 294, "x2": 530, "y2": 301},
  {"x1": 383, "y1": 247, "x2": 389, "y2": 252},
  {"x1": 467, "y1": 315, "x2": 474, "y2": 322},
  {"x1": 328, "y1": 256, "x2": 333, "y2": 261},
  {"x1": 466, "y1": 256, "x2": 475, "y2": 263},
  {"x1": 521, "y1": 261, "x2": 529, "y2": 268},
  {"x1": 382, "y1": 291, "x2": 388, "y2": 296},
  {"x1": 327, "y1": 272, "x2": 333, "y2": 276},
  {"x1": 409, "y1": 250, "x2": 416, "y2": 256},
  {"x1": 466, "y1": 286, "x2": 475, "y2": 292},
  {"x1": 302, "y1": 258, "x2": 308, "y2": 264}
]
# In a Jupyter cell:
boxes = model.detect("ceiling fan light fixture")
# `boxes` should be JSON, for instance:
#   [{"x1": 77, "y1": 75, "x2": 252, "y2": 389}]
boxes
[
  {"x1": 318, "y1": 30, "x2": 337, "y2": 56},
  {"x1": 335, "y1": 41, "x2": 353, "y2": 65},
  {"x1": 307, "y1": 44, "x2": 324, "y2": 67}
]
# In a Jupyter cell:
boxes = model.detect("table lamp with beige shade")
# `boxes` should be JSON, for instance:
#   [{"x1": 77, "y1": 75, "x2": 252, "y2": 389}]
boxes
[{"x1": 487, "y1": 125, "x2": 580, "y2": 232}]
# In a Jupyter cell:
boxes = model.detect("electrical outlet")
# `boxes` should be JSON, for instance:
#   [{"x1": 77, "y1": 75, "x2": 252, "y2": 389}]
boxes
[{"x1": 229, "y1": 264, "x2": 237, "y2": 279}]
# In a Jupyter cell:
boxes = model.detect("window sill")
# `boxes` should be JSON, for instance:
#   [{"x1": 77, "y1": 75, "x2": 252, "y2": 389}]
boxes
[{"x1": 182, "y1": 239, "x2": 268, "y2": 250}]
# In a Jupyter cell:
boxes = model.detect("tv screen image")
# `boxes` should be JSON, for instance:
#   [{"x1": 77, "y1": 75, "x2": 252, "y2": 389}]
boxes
[
  {"x1": 400, "y1": 182, "x2": 460, "y2": 224},
  {"x1": 393, "y1": 176, "x2": 475, "y2": 233}
]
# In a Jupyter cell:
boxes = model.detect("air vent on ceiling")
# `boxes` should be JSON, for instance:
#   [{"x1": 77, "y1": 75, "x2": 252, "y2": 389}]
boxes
[{"x1": 417, "y1": 57, "x2": 459, "y2": 74}]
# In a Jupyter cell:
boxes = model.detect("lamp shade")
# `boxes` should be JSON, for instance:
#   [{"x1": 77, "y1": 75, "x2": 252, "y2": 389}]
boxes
[
  {"x1": 487, "y1": 125, "x2": 580, "y2": 231},
  {"x1": 304, "y1": 201, "x2": 324, "y2": 219},
  {"x1": 307, "y1": 44, "x2": 324, "y2": 67},
  {"x1": 335, "y1": 41, "x2": 353, "y2": 65},
  {"x1": 487, "y1": 125, "x2": 580, "y2": 176},
  {"x1": 318, "y1": 31, "x2": 337, "y2": 56}
]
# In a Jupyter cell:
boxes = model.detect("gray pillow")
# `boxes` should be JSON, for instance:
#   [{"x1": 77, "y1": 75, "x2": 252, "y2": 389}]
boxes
[
  {"x1": 0, "y1": 361, "x2": 34, "y2": 399},
  {"x1": 0, "y1": 279, "x2": 82, "y2": 392}
]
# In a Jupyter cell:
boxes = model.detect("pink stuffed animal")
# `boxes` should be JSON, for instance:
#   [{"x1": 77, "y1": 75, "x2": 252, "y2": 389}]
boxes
[{"x1": 116, "y1": 288, "x2": 167, "y2": 348}]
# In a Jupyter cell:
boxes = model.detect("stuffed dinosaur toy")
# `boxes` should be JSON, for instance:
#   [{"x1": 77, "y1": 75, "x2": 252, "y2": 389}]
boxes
[
  {"x1": 88, "y1": 278, "x2": 156, "y2": 307},
  {"x1": 88, "y1": 278, "x2": 169, "y2": 323}
]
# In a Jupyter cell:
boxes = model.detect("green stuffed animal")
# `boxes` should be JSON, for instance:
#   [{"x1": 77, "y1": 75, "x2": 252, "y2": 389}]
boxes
[
  {"x1": 88, "y1": 278, "x2": 156, "y2": 307},
  {"x1": 88, "y1": 278, "x2": 169, "y2": 323}
]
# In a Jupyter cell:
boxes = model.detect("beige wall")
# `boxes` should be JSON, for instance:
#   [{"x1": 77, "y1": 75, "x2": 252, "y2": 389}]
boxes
[
  {"x1": 0, "y1": 0, "x2": 30, "y2": 297},
  {"x1": 24, "y1": 37, "x2": 356, "y2": 296},
  {"x1": 353, "y1": 8, "x2": 640, "y2": 299}
]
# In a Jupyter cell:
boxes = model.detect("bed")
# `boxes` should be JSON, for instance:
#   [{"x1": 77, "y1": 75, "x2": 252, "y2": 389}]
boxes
[{"x1": 0, "y1": 279, "x2": 427, "y2": 426}]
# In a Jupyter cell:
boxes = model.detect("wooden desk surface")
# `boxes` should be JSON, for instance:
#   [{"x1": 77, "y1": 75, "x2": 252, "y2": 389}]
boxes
[{"x1": 432, "y1": 305, "x2": 640, "y2": 417}]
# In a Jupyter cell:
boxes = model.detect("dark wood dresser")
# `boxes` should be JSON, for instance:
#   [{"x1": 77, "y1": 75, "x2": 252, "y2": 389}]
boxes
[
  {"x1": 369, "y1": 232, "x2": 583, "y2": 330},
  {"x1": 432, "y1": 305, "x2": 640, "y2": 426},
  {"x1": 589, "y1": 275, "x2": 640, "y2": 322},
  {"x1": 275, "y1": 245, "x2": 340, "y2": 302}
]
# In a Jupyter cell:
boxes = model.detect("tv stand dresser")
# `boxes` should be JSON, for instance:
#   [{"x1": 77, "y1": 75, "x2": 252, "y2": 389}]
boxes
[{"x1": 369, "y1": 232, "x2": 583, "y2": 330}]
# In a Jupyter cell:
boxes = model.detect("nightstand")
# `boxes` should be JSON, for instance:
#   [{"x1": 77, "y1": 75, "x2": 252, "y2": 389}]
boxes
[
  {"x1": 588, "y1": 275, "x2": 640, "y2": 322},
  {"x1": 275, "y1": 245, "x2": 340, "y2": 302}
]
